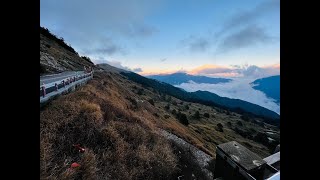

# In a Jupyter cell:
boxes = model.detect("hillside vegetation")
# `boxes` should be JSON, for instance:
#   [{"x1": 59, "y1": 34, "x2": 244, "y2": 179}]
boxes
[
  {"x1": 115, "y1": 72, "x2": 280, "y2": 157},
  {"x1": 122, "y1": 72, "x2": 280, "y2": 126},
  {"x1": 40, "y1": 27, "x2": 94, "y2": 74},
  {"x1": 40, "y1": 70, "x2": 280, "y2": 179},
  {"x1": 40, "y1": 27, "x2": 280, "y2": 179},
  {"x1": 40, "y1": 72, "x2": 178, "y2": 179}
]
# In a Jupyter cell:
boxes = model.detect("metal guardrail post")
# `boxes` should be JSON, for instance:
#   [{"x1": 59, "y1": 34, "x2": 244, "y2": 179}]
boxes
[
  {"x1": 41, "y1": 83, "x2": 46, "y2": 97},
  {"x1": 41, "y1": 71, "x2": 94, "y2": 102}
]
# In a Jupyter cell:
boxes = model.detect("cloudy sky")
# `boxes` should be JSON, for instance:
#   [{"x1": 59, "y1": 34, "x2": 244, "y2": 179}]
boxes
[{"x1": 40, "y1": 0, "x2": 279, "y2": 76}]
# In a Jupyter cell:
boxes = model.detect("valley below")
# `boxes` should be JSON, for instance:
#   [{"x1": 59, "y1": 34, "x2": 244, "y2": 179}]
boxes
[{"x1": 40, "y1": 26, "x2": 280, "y2": 180}]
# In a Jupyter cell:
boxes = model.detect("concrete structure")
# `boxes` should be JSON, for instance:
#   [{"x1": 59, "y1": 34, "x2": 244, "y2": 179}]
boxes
[
  {"x1": 213, "y1": 141, "x2": 280, "y2": 180},
  {"x1": 40, "y1": 71, "x2": 93, "y2": 104}
]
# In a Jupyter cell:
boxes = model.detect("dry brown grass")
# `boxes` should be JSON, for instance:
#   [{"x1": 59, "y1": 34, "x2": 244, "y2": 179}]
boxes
[
  {"x1": 126, "y1": 78, "x2": 278, "y2": 159},
  {"x1": 40, "y1": 72, "x2": 178, "y2": 180},
  {"x1": 40, "y1": 33, "x2": 94, "y2": 73},
  {"x1": 40, "y1": 71, "x2": 279, "y2": 179}
]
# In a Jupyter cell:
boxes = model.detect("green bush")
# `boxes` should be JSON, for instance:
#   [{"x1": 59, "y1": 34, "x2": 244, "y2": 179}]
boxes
[
  {"x1": 172, "y1": 101, "x2": 177, "y2": 106},
  {"x1": 165, "y1": 104, "x2": 170, "y2": 110},
  {"x1": 194, "y1": 111, "x2": 200, "y2": 119},
  {"x1": 241, "y1": 114, "x2": 250, "y2": 121},
  {"x1": 249, "y1": 128, "x2": 257, "y2": 133},
  {"x1": 233, "y1": 127, "x2": 251, "y2": 139},
  {"x1": 216, "y1": 123, "x2": 223, "y2": 132},
  {"x1": 81, "y1": 56, "x2": 93, "y2": 64},
  {"x1": 176, "y1": 112, "x2": 189, "y2": 126},
  {"x1": 254, "y1": 132, "x2": 269, "y2": 145},
  {"x1": 148, "y1": 99, "x2": 155, "y2": 106},
  {"x1": 137, "y1": 89, "x2": 144, "y2": 95}
]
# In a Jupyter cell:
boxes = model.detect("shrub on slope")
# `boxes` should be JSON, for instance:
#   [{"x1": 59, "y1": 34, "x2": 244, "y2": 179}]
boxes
[{"x1": 40, "y1": 72, "x2": 177, "y2": 180}]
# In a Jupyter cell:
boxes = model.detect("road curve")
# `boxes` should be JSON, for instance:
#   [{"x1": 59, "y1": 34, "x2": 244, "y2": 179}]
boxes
[{"x1": 40, "y1": 71, "x2": 84, "y2": 86}]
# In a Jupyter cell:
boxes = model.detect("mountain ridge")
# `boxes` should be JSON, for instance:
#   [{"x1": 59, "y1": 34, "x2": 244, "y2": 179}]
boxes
[
  {"x1": 40, "y1": 26, "x2": 94, "y2": 74},
  {"x1": 40, "y1": 27, "x2": 280, "y2": 179},
  {"x1": 148, "y1": 72, "x2": 231, "y2": 85},
  {"x1": 120, "y1": 71, "x2": 280, "y2": 126},
  {"x1": 251, "y1": 75, "x2": 280, "y2": 104}
]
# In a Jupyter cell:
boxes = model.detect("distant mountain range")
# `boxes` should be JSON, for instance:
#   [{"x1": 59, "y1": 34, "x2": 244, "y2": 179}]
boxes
[
  {"x1": 251, "y1": 75, "x2": 280, "y2": 104},
  {"x1": 123, "y1": 72, "x2": 280, "y2": 126},
  {"x1": 148, "y1": 73, "x2": 231, "y2": 85},
  {"x1": 40, "y1": 26, "x2": 280, "y2": 179}
]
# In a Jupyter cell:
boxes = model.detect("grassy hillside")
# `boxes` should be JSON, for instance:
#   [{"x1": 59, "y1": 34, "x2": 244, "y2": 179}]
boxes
[
  {"x1": 40, "y1": 72, "x2": 177, "y2": 179},
  {"x1": 40, "y1": 27, "x2": 94, "y2": 74},
  {"x1": 115, "y1": 72, "x2": 280, "y2": 157},
  {"x1": 121, "y1": 72, "x2": 280, "y2": 125},
  {"x1": 192, "y1": 91, "x2": 280, "y2": 125},
  {"x1": 40, "y1": 28, "x2": 279, "y2": 179},
  {"x1": 40, "y1": 70, "x2": 280, "y2": 179}
]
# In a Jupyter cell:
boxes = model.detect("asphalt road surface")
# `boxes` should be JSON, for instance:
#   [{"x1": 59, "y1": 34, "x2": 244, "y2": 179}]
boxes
[{"x1": 40, "y1": 71, "x2": 84, "y2": 86}]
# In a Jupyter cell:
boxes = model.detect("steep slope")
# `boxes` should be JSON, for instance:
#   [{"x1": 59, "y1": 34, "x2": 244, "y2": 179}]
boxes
[
  {"x1": 97, "y1": 63, "x2": 129, "y2": 73},
  {"x1": 192, "y1": 91, "x2": 280, "y2": 125},
  {"x1": 121, "y1": 72, "x2": 280, "y2": 125},
  {"x1": 41, "y1": 69, "x2": 280, "y2": 179},
  {"x1": 148, "y1": 73, "x2": 231, "y2": 85},
  {"x1": 40, "y1": 72, "x2": 178, "y2": 179},
  {"x1": 40, "y1": 27, "x2": 94, "y2": 74},
  {"x1": 251, "y1": 75, "x2": 280, "y2": 104},
  {"x1": 40, "y1": 28, "x2": 279, "y2": 179}
]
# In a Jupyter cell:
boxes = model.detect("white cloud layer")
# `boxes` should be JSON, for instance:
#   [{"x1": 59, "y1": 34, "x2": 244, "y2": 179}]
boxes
[{"x1": 175, "y1": 77, "x2": 280, "y2": 114}]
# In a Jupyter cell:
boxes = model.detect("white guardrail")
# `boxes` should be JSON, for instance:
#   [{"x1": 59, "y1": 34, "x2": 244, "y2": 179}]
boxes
[{"x1": 40, "y1": 71, "x2": 93, "y2": 103}]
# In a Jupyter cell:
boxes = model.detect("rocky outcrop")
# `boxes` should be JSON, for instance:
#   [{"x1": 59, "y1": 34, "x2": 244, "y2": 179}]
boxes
[
  {"x1": 40, "y1": 29, "x2": 94, "y2": 74},
  {"x1": 160, "y1": 129, "x2": 214, "y2": 180},
  {"x1": 40, "y1": 52, "x2": 66, "y2": 72}
]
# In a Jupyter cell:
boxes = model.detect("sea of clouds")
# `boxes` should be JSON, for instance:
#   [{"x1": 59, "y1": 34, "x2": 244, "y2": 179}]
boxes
[{"x1": 175, "y1": 77, "x2": 280, "y2": 115}]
